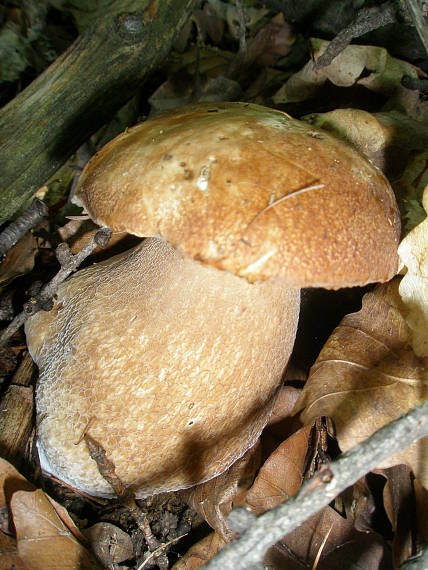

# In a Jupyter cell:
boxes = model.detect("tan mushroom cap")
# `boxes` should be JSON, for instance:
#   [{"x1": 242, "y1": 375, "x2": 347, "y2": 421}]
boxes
[{"x1": 74, "y1": 102, "x2": 400, "y2": 287}]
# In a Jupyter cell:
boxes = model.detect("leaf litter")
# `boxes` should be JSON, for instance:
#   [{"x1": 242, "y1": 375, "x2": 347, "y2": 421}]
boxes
[{"x1": 1, "y1": 1, "x2": 428, "y2": 568}]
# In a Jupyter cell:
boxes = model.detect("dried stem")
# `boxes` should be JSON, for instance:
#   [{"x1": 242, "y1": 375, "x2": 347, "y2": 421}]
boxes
[
  {"x1": 0, "y1": 227, "x2": 112, "y2": 347},
  {"x1": 205, "y1": 401, "x2": 428, "y2": 570},
  {"x1": 314, "y1": 2, "x2": 397, "y2": 69},
  {"x1": 86, "y1": 435, "x2": 169, "y2": 570},
  {"x1": 0, "y1": 198, "x2": 48, "y2": 257},
  {"x1": 137, "y1": 534, "x2": 188, "y2": 570}
]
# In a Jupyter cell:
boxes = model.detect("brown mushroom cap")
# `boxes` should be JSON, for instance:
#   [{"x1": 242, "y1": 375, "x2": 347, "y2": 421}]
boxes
[
  {"x1": 26, "y1": 238, "x2": 300, "y2": 497},
  {"x1": 74, "y1": 102, "x2": 400, "y2": 287}
]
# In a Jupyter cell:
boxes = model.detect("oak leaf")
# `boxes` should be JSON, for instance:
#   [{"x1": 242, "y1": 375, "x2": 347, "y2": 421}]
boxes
[
  {"x1": 11, "y1": 489, "x2": 101, "y2": 570},
  {"x1": 295, "y1": 279, "x2": 428, "y2": 486},
  {"x1": 245, "y1": 425, "x2": 311, "y2": 515}
]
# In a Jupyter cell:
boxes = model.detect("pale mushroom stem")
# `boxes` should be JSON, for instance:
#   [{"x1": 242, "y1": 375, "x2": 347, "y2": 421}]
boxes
[{"x1": 26, "y1": 237, "x2": 300, "y2": 498}]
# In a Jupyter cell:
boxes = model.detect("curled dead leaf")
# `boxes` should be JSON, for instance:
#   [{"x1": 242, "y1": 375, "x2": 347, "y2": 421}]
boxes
[
  {"x1": 11, "y1": 489, "x2": 101, "y2": 570},
  {"x1": 374, "y1": 465, "x2": 415, "y2": 567},
  {"x1": 85, "y1": 522, "x2": 134, "y2": 566},
  {"x1": 171, "y1": 531, "x2": 226, "y2": 570},
  {"x1": 264, "y1": 504, "x2": 390, "y2": 570},
  {"x1": 245, "y1": 425, "x2": 311, "y2": 515},
  {"x1": 0, "y1": 233, "x2": 37, "y2": 288},
  {"x1": 295, "y1": 278, "x2": 428, "y2": 486},
  {"x1": 0, "y1": 530, "x2": 29, "y2": 570},
  {"x1": 273, "y1": 39, "x2": 420, "y2": 105},
  {"x1": 0, "y1": 457, "x2": 35, "y2": 531}
]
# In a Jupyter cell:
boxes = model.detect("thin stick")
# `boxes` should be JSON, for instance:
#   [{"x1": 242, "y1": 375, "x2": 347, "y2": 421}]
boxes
[
  {"x1": 314, "y1": 3, "x2": 397, "y2": 69},
  {"x1": 204, "y1": 401, "x2": 428, "y2": 570},
  {"x1": 0, "y1": 227, "x2": 112, "y2": 347},
  {"x1": 0, "y1": 198, "x2": 48, "y2": 257},
  {"x1": 136, "y1": 533, "x2": 188, "y2": 570}
]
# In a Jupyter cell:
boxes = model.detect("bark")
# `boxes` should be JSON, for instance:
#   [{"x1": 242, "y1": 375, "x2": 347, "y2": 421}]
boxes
[
  {"x1": 0, "y1": 0, "x2": 197, "y2": 224},
  {"x1": 0, "y1": 353, "x2": 35, "y2": 467}
]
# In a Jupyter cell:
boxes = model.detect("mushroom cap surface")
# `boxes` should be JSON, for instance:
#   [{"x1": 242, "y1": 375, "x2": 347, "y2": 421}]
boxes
[
  {"x1": 74, "y1": 102, "x2": 400, "y2": 287},
  {"x1": 26, "y1": 238, "x2": 300, "y2": 497}
]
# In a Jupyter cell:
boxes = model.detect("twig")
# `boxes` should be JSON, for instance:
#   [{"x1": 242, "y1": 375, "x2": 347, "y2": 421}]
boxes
[
  {"x1": 0, "y1": 198, "x2": 48, "y2": 257},
  {"x1": 86, "y1": 435, "x2": 170, "y2": 570},
  {"x1": 204, "y1": 401, "x2": 428, "y2": 570},
  {"x1": 314, "y1": 2, "x2": 397, "y2": 69},
  {"x1": 0, "y1": 227, "x2": 112, "y2": 347},
  {"x1": 136, "y1": 533, "x2": 188, "y2": 570}
]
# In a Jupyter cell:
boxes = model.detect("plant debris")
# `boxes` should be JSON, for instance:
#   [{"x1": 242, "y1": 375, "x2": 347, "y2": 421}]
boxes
[{"x1": 0, "y1": 1, "x2": 427, "y2": 568}]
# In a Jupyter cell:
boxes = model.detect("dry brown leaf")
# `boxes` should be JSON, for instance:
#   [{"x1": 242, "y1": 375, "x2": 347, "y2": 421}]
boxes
[
  {"x1": 273, "y1": 39, "x2": 420, "y2": 105},
  {"x1": 414, "y1": 479, "x2": 428, "y2": 543},
  {"x1": 375, "y1": 465, "x2": 415, "y2": 567},
  {"x1": 0, "y1": 530, "x2": 29, "y2": 570},
  {"x1": 295, "y1": 278, "x2": 428, "y2": 486},
  {"x1": 0, "y1": 457, "x2": 34, "y2": 534},
  {"x1": 246, "y1": 13, "x2": 294, "y2": 67},
  {"x1": 193, "y1": 3, "x2": 225, "y2": 45},
  {"x1": 264, "y1": 505, "x2": 389, "y2": 570},
  {"x1": 183, "y1": 441, "x2": 261, "y2": 542},
  {"x1": 171, "y1": 531, "x2": 226, "y2": 570},
  {"x1": 245, "y1": 425, "x2": 311, "y2": 515},
  {"x1": 45, "y1": 494, "x2": 89, "y2": 545},
  {"x1": 11, "y1": 489, "x2": 101, "y2": 570},
  {"x1": 262, "y1": 386, "x2": 303, "y2": 456},
  {"x1": 268, "y1": 386, "x2": 301, "y2": 430},
  {"x1": 85, "y1": 522, "x2": 134, "y2": 566},
  {"x1": 0, "y1": 233, "x2": 37, "y2": 288}
]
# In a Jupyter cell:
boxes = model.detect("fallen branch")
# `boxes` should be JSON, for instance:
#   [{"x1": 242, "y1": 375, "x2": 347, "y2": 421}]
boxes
[
  {"x1": 0, "y1": 227, "x2": 111, "y2": 348},
  {"x1": 205, "y1": 401, "x2": 428, "y2": 570},
  {"x1": 0, "y1": 0, "x2": 197, "y2": 225},
  {"x1": 0, "y1": 198, "x2": 48, "y2": 257}
]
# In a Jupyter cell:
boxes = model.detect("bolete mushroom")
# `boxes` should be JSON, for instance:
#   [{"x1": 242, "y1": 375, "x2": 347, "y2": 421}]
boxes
[{"x1": 25, "y1": 102, "x2": 400, "y2": 498}]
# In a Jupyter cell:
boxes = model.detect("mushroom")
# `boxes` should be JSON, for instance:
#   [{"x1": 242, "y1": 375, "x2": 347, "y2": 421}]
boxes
[{"x1": 25, "y1": 102, "x2": 400, "y2": 498}]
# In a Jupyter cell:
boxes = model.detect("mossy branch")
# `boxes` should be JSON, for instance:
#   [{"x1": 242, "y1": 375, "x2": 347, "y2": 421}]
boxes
[{"x1": 0, "y1": 0, "x2": 197, "y2": 224}]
